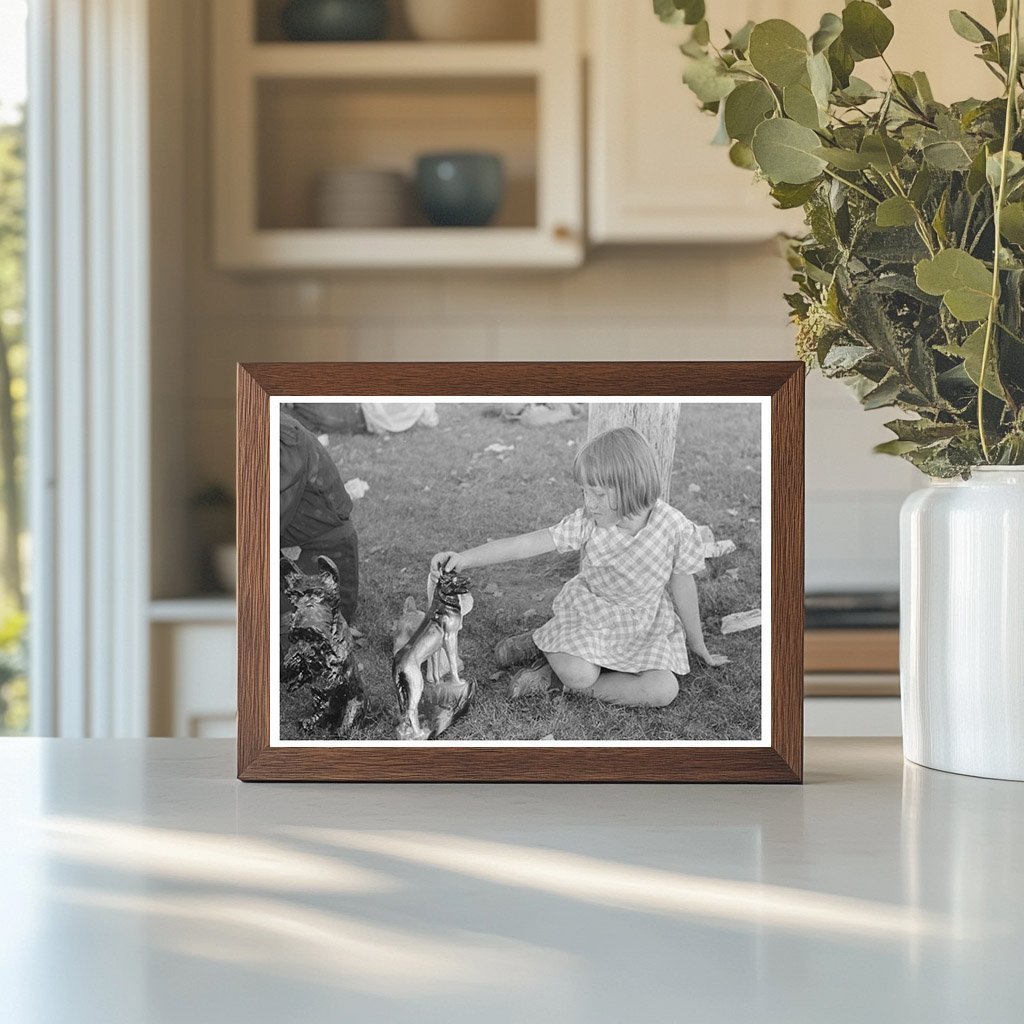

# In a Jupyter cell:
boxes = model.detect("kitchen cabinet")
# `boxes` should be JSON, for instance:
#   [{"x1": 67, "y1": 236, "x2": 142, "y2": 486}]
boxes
[
  {"x1": 211, "y1": 0, "x2": 583, "y2": 269},
  {"x1": 586, "y1": 0, "x2": 999, "y2": 244},
  {"x1": 587, "y1": 0, "x2": 811, "y2": 243},
  {"x1": 150, "y1": 600, "x2": 237, "y2": 738}
]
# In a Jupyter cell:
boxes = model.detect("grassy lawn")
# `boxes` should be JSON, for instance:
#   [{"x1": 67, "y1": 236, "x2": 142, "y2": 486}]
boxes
[{"x1": 280, "y1": 402, "x2": 764, "y2": 742}]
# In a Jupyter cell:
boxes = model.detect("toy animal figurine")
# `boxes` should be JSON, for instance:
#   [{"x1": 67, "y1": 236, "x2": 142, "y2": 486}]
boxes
[
  {"x1": 392, "y1": 595, "x2": 465, "y2": 685},
  {"x1": 392, "y1": 570, "x2": 474, "y2": 740},
  {"x1": 281, "y1": 554, "x2": 364, "y2": 738}
]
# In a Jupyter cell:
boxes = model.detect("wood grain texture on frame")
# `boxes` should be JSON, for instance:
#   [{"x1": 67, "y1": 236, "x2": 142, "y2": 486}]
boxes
[{"x1": 237, "y1": 362, "x2": 804, "y2": 783}]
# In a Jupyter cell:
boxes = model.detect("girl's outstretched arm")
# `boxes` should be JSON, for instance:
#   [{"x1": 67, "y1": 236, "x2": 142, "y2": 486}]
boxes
[
  {"x1": 669, "y1": 571, "x2": 730, "y2": 667},
  {"x1": 432, "y1": 528, "x2": 556, "y2": 575}
]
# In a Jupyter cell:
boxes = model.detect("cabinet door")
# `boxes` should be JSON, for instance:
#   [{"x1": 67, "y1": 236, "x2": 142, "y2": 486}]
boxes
[
  {"x1": 588, "y1": 0, "x2": 814, "y2": 242},
  {"x1": 588, "y1": 0, "x2": 1001, "y2": 244}
]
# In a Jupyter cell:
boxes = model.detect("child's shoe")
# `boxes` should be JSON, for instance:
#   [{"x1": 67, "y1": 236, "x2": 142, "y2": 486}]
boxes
[
  {"x1": 508, "y1": 658, "x2": 562, "y2": 699},
  {"x1": 494, "y1": 631, "x2": 541, "y2": 668}
]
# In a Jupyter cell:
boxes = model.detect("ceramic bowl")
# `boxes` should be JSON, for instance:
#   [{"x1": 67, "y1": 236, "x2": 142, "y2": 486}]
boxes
[
  {"x1": 415, "y1": 152, "x2": 504, "y2": 227},
  {"x1": 281, "y1": 0, "x2": 388, "y2": 42},
  {"x1": 403, "y1": 0, "x2": 534, "y2": 42},
  {"x1": 315, "y1": 168, "x2": 407, "y2": 228}
]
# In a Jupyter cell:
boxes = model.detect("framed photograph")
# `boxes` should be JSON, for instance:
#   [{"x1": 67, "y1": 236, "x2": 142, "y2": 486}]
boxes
[{"x1": 237, "y1": 362, "x2": 803, "y2": 782}]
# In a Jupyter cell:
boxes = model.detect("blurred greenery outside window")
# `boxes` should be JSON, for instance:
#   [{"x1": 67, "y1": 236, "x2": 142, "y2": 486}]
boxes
[{"x1": 1, "y1": 0, "x2": 28, "y2": 734}]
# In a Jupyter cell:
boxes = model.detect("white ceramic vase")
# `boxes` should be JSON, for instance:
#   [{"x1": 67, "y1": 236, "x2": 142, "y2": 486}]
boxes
[{"x1": 900, "y1": 467, "x2": 1024, "y2": 781}]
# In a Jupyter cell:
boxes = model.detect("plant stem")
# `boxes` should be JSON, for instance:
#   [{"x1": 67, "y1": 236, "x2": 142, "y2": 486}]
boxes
[
  {"x1": 750, "y1": 69, "x2": 784, "y2": 117},
  {"x1": 969, "y1": 212, "x2": 994, "y2": 253},
  {"x1": 978, "y1": 0, "x2": 1021, "y2": 462},
  {"x1": 884, "y1": 170, "x2": 938, "y2": 255},
  {"x1": 962, "y1": 191, "x2": 979, "y2": 249},
  {"x1": 822, "y1": 167, "x2": 880, "y2": 205}
]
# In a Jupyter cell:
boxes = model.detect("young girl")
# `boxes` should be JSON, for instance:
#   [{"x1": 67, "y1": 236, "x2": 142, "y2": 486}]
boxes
[{"x1": 430, "y1": 426, "x2": 728, "y2": 708}]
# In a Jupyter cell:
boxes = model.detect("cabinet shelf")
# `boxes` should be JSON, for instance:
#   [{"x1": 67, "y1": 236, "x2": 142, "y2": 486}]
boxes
[
  {"x1": 249, "y1": 42, "x2": 545, "y2": 78},
  {"x1": 212, "y1": 0, "x2": 582, "y2": 269},
  {"x1": 217, "y1": 226, "x2": 580, "y2": 270}
]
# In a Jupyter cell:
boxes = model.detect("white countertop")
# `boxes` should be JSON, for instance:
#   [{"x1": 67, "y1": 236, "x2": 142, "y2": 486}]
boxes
[{"x1": 1, "y1": 738, "x2": 1020, "y2": 1023}]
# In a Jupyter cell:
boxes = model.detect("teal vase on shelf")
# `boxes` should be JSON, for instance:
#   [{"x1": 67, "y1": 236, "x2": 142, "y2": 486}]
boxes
[{"x1": 280, "y1": 0, "x2": 388, "y2": 41}]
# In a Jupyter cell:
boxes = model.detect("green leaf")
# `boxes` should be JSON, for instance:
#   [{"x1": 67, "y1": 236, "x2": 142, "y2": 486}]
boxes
[
  {"x1": 813, "y1": 146, "x2": 872, "y2": 170},
  {"x1": 836, "y1": 76, "x2": 879, "y2": 104},
  {"x1": 940, "y1": 325, "x2": 1006, "y2": 398},
  {"x1": 876, "y1": 197, "x2": 918, "y2": 228},
  {"x1": 948, "y1": 10, "x2": 994, "y2": 44},
  {"x1": 979, "y1": 32, "x2": 1015, "y2": 75},
  {"x1": 1000, "y1": 203, "x2": 1024, "y2": 245},
  {"x1": 653, "y1": 0, "x2": 705, "y2": 26},
  {"x1": 862, "y1": 374, "x2": 903, "y2": 409},
  {"x1": 751, "y1": 118, "x2": 828, "y2": 184},
  {"x1": 967, "y1": 144, "x2": 991, "y2": 194},
  {"x1": 860, "y1": 133, "x2": 904, "y2": 173},
  {"x1": 915, "y1": 250, "x2": 994, "y2": 322},
  {"x1": 932, "y1": 190, "x2": 950, "y2": 247},
  {"x1": 810, "y1": 12, "x2": 843, "y2": 54},
  {"x1": 682, "y1": 57, "x2": 736, "y2": 104},
  {"x1": 770, "y1": 180, "x2": 820, "y2": 209},
  {"x1": 748, "y1": 20, "x2": 809, "y2": 87},
  {"x1": 923, "y1": 140, "x2": 973, "y2": 171},
  {"x1": 683, "y1": 1, "x2": 706, "y2": 26},
  {"x1": 842, "y1": 1, "x2": 895, "y2": 59},
  {"x1": 993, "y1": 0, "x2": 1008, "y2": 24},
  {"x1": 884, "y1": 418, "x2": 963, "y2": 443},
  {"x1": 908, "y1": 334, "x2": 941, "y2": 403},
  {"x1": 807, "y1": 52, "x2": 833, "y2": 110},
  {"x1": 874, "y1": 439, "x2": 922, "y2": 455},
  {"x1": 653, "y1": 0, "x2": 682, "y2": 24},
  {"x1": 784, "y1": 80, "x2": 824, "y2": 129},
  {"x1": 723, "y1": 81, "x2": 775, "y2": 144},
  {"x1": 912, "y1": 71, "x2": 935, "y2": 104},
  {"x1": 827, "y1": 36, "x2": 855, "y2": 89},
  {"x1": 909, "y1": 164, "x2": 933, "y2": 205},
  {"x1": 986, "y1": 150, "x2": 1024, "y2": 191},
  {"x1": 691, "y1": 19, "x2": 710, "y2": 45},
  {"x1": 729, "y1": 140, "x2": 757, "y2": 169},
  {"x1": 723, "y1": 20, "x2": 755, "y2": 53}
]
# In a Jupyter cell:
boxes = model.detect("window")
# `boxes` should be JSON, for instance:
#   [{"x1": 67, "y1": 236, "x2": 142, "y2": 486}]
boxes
[{"x1": 0, "y1": 0, "x2": 28, "y2": 734}]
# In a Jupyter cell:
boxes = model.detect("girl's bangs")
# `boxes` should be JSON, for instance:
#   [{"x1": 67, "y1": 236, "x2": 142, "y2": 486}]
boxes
[{"x1": 572, "y1": 450, "x2": 613, "y2": 489}]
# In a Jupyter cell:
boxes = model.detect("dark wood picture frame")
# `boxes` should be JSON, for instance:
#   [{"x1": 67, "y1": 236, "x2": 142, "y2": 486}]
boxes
[{"x1": 237, "y1": 362, "x2": 804, "y2": 782}]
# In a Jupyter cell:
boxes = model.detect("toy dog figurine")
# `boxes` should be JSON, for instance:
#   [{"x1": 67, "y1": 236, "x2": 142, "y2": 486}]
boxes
[
  {"x1": 281, "y1": 554, "x2": 364, "y2": 737},
  {"x1": 392, "y1": 595, "x2": 464, "y2": 685},
  {"x1": 392, "y1": 570, "x2": 474, "y2": 740}
]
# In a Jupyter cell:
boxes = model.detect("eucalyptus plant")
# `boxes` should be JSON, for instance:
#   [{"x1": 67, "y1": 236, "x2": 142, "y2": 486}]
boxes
[{"x1": 657, "y1": 0, "x2": 1024, "y2": 476}]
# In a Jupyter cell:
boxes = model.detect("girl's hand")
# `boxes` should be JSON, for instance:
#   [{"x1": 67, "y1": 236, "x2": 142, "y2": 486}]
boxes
[
  {"x1": 694, "y1": 648, "x2": 730, "y2": 668},
  {"x1": 430, "y1": 550, "x2": 467, "y2": 577}
]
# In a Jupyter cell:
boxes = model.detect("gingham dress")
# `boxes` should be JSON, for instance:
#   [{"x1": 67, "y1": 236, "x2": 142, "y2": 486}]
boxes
[{"x1": 532, "y1": 499, "x2": 706, "y2": 674}]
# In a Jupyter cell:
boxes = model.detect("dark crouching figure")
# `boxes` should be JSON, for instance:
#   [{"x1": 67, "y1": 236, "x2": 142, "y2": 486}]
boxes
[
  {"x1": 280, "y1": 410, "x2": 359, "y2": 624},
  {"x1": 281, "y1": 555, "x2": 364, "y2": 737}
]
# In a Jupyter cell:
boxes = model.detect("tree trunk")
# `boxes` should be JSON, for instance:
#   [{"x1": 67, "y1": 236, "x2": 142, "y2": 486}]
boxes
[
  {"x1": 587, "y1": 403, "x2": 680, "y2": 504},
  {"x1": 0, "y1": 323, "x2": 22, "y2": 608}
]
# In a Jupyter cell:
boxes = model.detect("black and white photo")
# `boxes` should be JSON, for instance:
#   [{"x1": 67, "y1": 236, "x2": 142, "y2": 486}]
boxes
[{"x1": 270, "y1": 396, "x2": 770, "y2": 747}]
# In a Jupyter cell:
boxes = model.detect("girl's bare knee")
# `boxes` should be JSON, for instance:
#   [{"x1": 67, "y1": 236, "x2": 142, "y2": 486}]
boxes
[
  {"x1": 647, "y1": 671, "x2": 679, "y2": 707},
  {"x1": 548, "y1": 655, "x2": 600, "y2": 692}
]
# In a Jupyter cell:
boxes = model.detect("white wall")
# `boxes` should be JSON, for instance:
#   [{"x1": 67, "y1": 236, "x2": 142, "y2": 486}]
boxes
[{"x1": 153, "y1": 0, "x2": 920, "y2": 599}]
